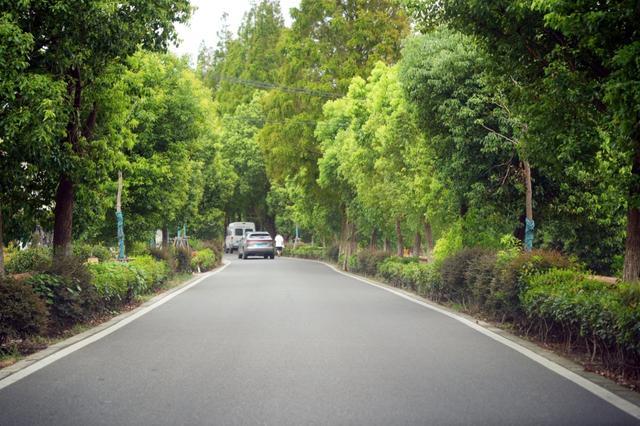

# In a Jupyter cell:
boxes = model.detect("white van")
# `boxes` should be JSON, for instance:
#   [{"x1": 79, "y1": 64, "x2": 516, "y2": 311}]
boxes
[{"x1": 224, "y1": 222, "x2": 256, "y2": 253}]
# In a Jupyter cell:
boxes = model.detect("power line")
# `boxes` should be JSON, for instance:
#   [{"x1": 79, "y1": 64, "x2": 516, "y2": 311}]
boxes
[{"x1": 215, "y1": 75, "x2": 341, "y2": 99}]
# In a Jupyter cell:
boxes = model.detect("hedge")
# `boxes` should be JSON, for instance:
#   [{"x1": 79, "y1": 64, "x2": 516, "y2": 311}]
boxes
[
  {"x1": 88, "y1": 256, "x2": 168, "y2": 306},
  {"x1": 522, "y1": 269, "x2": 640, "y2": 372},
  {"x1": 288, "y1": 245, "x2": 327, "y2": 259}
]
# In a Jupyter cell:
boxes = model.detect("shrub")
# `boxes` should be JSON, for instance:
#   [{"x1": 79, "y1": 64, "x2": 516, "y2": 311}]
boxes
[
  {"x1": 488, "y1": 249, "x2": 572, "y2": 322},
  {"x1": 465, "y1": 252, "x2": 498, "y2": 311},
  {"x1": 290, "y1": 244, "x2": 325, "y2": 260},
  {"x1": 72, "y1": 243, "x2": 112, "y2": 262},
  {"x1": 129, "y1": 256, "x2": 170, "y2": 291},
  {"x1": 129, "y1": 241, "x2": 151, "y2": 257},
  {"x1": 5, "y1": 247, "x2": 51, "y2": 274},
  {"x1": 0, "y1": 277, "x2": 48, "y2": 344},
  {"x1": 190, "y1": 248, "x2": 217, "y2": 272},
  {"x1": 173, "y1": 246, "x2": 192, "y2": 273},
  {"x1": 45, "y1": 255, "x2": 102, "y2": 316},
  {"x1": 88, "y1": 262, "x2": 138, "y2": 306},
  {"x1": 149, "y1": 247, "x2": 177, "y2": 272},
  {"x1": 522, "y1": 269, "x2": 640, "y2": 374},
  {"x1": 89, "y1": 256, "x2": 170, "y2": 306},
  {"x1": 439, "y1": 247, "x2": 491, "y2": 305},
  {"x1": 352, "y1": 250, "x2": 391, "y2": 276},
  {"x1": 376, "y1": 258, "x2": 440, "y2": 297},
  {"x1": 26, "y1": 273, "x2": 88, "y2": 327}
]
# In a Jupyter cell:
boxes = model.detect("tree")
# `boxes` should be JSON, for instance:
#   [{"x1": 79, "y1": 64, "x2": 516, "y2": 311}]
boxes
[
  {"x1": 410, "y1": 0, "x2": 640, "y2": 280},
  {"x1": 0, "y1": 11, "x2": 65, "y2": 275},
  {"x1": 120, "y1": 52, "x2": 222, "y2": 248},
  {"x1": 3, "y1": 0, "x2": 191, "y2": 258}
]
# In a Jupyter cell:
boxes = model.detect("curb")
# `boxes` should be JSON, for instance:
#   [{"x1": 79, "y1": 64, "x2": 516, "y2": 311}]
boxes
[
  {"x1": 286, "y1": 256, "x2": 640, "y2": 419},
  {"x1": 0, "y1": 262, "x2": 229, "y2": 384}
]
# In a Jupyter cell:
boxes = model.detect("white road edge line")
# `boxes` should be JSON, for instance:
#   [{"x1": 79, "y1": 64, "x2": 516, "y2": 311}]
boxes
[
  {"x1": 309, "y1": 258, "x2": 640, "y2": 420},
  {"x1": 0, "y1": 262, "x2": 230, "y2": 392}
]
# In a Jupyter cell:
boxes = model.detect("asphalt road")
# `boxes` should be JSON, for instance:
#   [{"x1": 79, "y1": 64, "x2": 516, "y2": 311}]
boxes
[{"x1": 0, "y1": 255, "x2": 638, "y2": 425}]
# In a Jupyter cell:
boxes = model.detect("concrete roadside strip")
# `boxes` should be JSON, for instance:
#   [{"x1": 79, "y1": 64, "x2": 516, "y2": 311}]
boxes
[
  {"x1": 288, "y1": 256, "x2": 640, "y2": 421},
  {"x1": 0, "y1": 261, "x2": 230, "y2": 391}
]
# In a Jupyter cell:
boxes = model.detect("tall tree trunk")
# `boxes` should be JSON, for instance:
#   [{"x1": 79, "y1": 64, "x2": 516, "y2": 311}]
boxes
[
  {"x1": 349, "y1": 220, "x2": 357, "y2": 257},
  {"x1": 370, "y1": 228, "x2": 377, "y2": 251},
  {"x1": 623, "y1": 146, "x2": 640, "y2": 283},
  {"x1": 395, "y1": 217, "x2": 404, "y2": 257},
  {"x1": 524, "y1": 161, "x2": 533, "y2": 222},
  {"x1": 53, "y1": 174, "x2": 74, "y2": 258},
  {"x1": 53, "y1": 67, "x2": 90, "y2": 260},
  {"x1": 341, "y1": 221, "x2": 349, "y2": 271},
  {"x1": 412, "y1": 229, "x2": 421, "y2": 257},
  {"x1": 0, "y1": 206, "x2": 4, "y2": 278},
  {"x1": 162, "y1": 226, "x2": 169, "y2": 253},
  {"x1": 523, "y1": 160, "x2": 535, "y2": 252},
  {"x1": 339, "y1": 213, "x2": 347, "y2": 264},
  {"x1": 423, "y1": 219, "x2": 434, "y2": 255},
  {"x1": 383, "y1": 237, "x2": 390, "y2": 253}
]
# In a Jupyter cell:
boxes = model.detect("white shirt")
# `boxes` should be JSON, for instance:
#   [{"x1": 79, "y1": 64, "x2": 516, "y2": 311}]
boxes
[{"x1": 275, "y1": 235, "x2": 284, "y2": 247}]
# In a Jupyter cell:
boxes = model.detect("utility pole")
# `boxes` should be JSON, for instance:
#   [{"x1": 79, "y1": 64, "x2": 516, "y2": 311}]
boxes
[{"x1": 116, "y1": 171, "x2": 125, "y2": 261}]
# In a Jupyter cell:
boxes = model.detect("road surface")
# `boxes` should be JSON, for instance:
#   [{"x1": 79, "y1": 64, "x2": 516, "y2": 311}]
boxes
[{"x1": 0, "y1": 255, "x2": 638, "y2": 425}]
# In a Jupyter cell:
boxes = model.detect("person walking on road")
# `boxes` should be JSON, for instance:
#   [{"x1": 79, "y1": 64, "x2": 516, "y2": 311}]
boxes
[{"x1": 275, "y1": 233, "x2": 284, "y2": 256}]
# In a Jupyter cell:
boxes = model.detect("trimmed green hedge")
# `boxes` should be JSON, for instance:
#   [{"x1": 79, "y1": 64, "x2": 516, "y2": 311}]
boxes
[
  {"x1": 88, "y1": 256, "x2": 168, "y2": 306},
  {"x1": 522, "y1": 269, "x2": 640, "y2": 368}
]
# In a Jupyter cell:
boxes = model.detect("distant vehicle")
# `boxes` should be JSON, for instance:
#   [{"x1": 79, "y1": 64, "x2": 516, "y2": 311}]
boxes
[
  {"x1": 224, "y1": 222, "x2": 255, "y2": 253},
  {"x1": 238, "y1": 232, "x2": 275, "y2": 259}
]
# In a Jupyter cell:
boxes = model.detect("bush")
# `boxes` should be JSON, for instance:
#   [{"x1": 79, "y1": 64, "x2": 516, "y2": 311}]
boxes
[
  {"x1": 88, "y1": 262, "x2": 139, "y2": 306},
  {"x1": 89, "y1": 256, "x2": 170, "y2": 306},
  {"x1": 129, "y1": 256, "x2": 170, "y2": 291},
  {"x1": 129, "y1": 241, "x2": 151, "y2": 257},
  {"x1": 439, "y1": 247, "x2": 491, "y2": 305},
  {"x1": 190, "y1": 249, "x2": 217, "y2": 272},
  {"x1": 0, "y1": 277, "x2": 48, "y2": 344},
  {"x1": 351, "y1": 250, "x2": 391, "y2": 275},
  {"x1": 26, "y1": 273, "x2": 89, "y2": 327},
  {"x1": 149, "y1": 247, "x2": 177, "y2": 272},
  {"x1": 465, "y1": 252, "x2": 498, "y2": 311},
  {"x1": 173, "y1": 246, "x2": 192, "y2": 273},
  {"x1": 289, "y1": 244, "x2": 325, "y2": 260},
  {"x1": 73, "y1": 243, "x2": 112, "y2": 262},
  {"x1": 522, "y1": 269, "x2": 640, "y2": 375},
  {"x1": 488, "y1": 249, "x2": 572, "y2": 322},
  {"x1": 376, "y1": 258, "x2": 440, "y2": 296},
  {"x1": 5, "y1": 247, "x2": 51, "y2": 274}
]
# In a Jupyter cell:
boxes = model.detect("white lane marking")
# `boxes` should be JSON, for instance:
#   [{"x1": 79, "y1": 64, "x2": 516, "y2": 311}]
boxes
[
  {"x1": 302, "y1": 258, "x2": 640, "y2": 420},
  {"x1": 0, "y1": 262, "x2": 230, "y2": 391}
]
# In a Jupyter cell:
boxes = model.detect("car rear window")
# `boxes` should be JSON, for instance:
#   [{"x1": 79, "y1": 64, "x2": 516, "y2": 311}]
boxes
[
  {"x1": 247, "y1": 232, "x2": 271, "y2": 239},
  {"x1": 234, "y1": 228, "x2": 244, "y2": 236}
]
